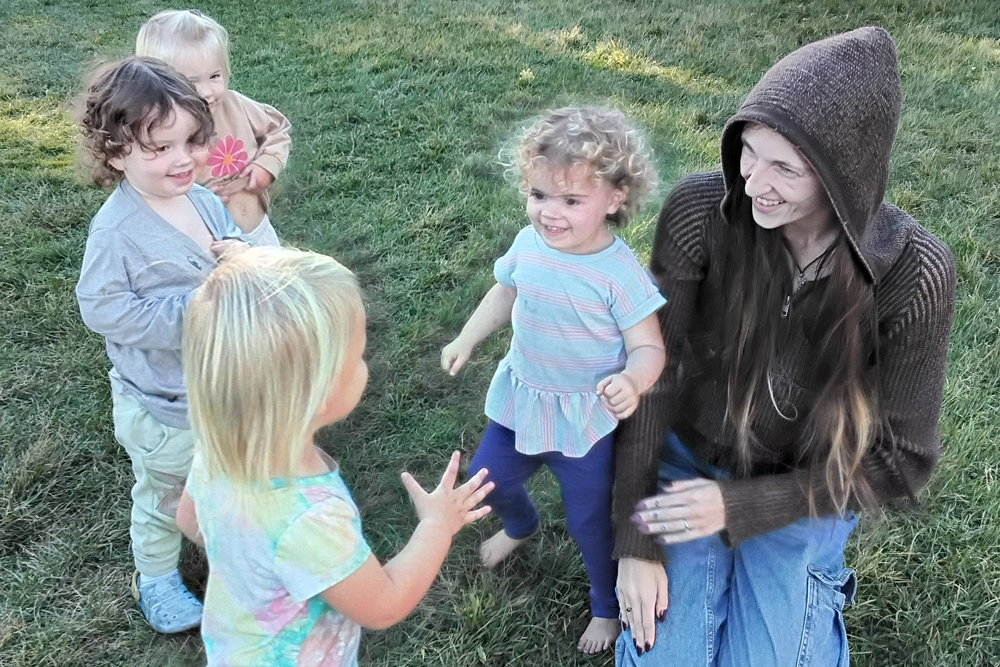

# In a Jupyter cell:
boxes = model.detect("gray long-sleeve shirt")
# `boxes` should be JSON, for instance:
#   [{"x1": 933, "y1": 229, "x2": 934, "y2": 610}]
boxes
[{"x1": 76, "y1": 181, "x2": 249, "y2": 429}]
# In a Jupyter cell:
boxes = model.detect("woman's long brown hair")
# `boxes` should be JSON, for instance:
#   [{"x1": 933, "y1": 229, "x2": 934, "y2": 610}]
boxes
[{"x1": 715, "y1": 186, "x2": 879, "y2": 513}]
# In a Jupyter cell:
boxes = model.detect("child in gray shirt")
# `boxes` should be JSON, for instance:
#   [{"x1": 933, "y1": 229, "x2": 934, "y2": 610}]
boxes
[{"x1": 75, "y1": 56, "x2": 272, "y2": 634}]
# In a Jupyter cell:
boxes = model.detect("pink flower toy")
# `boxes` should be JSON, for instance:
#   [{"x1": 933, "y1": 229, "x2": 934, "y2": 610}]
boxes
[{"x1": 206, "y1": 135, "x2": 249, "y2": 178}]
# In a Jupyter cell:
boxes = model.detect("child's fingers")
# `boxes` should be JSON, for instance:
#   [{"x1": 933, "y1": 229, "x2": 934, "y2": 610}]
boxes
[
  {"x1": 437, "y1": 450, "x2": 462, "y2": 488},
  {"x1": 400, "y1": 471, "x2": 428, "y2": 501},
  {"x1": 602, "y1": 380, "x2": 625, "y2": 400},
  {"x1": 464, "y1": 480, "x2": 494, "y2": 509},
  {"x1": 464, "y1": 505, "x2": 492, "y2": 523},
  {"x1": 440, "y1": 348, "x2": 466, "y2": 375},
  {"x1": 460, "y1": 467, "x2": 490, "y2": 492},
  {"x1": 614, "y1": 403, "x2": 637, "y2": 419},
  {"x1": 595, "y1": 376, "x2": 613, "y2": 396}
]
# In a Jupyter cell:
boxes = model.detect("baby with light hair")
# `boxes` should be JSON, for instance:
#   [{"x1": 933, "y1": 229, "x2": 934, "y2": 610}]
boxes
[{"x1": 137, "y1": 9, "x2": 291, "y2": 245}]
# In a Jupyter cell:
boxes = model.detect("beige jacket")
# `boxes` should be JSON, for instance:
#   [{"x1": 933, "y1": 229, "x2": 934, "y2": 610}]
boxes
[{"x1": 198, "y1": 89, "x2": 291, "y2": 231}]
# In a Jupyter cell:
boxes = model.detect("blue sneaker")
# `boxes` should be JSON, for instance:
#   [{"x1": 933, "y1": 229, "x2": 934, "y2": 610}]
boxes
[{"x1": 131, "y1": 569, "x2": 203, "y2": 633}]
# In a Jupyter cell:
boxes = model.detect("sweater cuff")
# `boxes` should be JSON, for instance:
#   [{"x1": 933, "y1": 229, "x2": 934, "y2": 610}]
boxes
[
  {"x1": 613, "y1": 512, "x2": 667, "y2": 562},
  {"x1": 717, "y1": 470, "x2": 834, "y2": 546},
  {"x1": 253, "y1": 154, "x2": 284, "y2": 180}
]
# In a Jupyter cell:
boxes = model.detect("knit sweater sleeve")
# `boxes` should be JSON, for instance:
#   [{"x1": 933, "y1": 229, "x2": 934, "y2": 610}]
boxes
[
  {"x1": 718, "y1": 227, "x2": 957, "y2": 545},
  {"x1": 613, "y1": 173, "x2": 720, "y2": 561}
]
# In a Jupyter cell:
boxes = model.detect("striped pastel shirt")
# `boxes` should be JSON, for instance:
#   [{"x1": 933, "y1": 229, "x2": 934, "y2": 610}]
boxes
[{"x1": 485, "y1": 226, "x2": 666, "y2": 457}]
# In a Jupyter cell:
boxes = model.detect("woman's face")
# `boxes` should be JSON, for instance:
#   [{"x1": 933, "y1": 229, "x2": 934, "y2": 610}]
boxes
[{"x1": 739, "y1": 123, "x2": 832, "y2": 235}]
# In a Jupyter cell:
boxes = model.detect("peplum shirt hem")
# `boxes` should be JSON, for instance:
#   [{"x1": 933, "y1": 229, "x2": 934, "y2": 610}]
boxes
[{"x1": 485, "y1": 226, "x2": 666, "y2": 458}]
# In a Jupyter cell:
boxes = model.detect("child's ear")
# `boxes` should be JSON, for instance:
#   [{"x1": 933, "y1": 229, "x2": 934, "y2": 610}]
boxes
[
  {"x1": 108, "y1": 154, "x2": 126, "y2": 173},
  {"x1": 607, "y1": 185, "x2": 629, "y2": 214}
]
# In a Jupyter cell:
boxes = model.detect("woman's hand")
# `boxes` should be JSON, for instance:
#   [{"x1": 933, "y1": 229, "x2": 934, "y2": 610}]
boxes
[
  {"x1": 617, "y1": 557, "x2": 669, "y2": 653},
  {"x1": 632, "y1": 479, "x2": 726, "y2": 544}
]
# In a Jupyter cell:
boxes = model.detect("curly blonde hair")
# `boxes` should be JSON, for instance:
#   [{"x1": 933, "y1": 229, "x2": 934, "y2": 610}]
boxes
[{"x1": 508, "y1": 106, "x2": 657, "y2": 227}]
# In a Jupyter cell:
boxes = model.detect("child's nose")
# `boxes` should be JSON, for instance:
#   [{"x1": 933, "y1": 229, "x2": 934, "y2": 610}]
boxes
[{"x1": 175, "y1": 147, "x2": 196, "y2": 165}]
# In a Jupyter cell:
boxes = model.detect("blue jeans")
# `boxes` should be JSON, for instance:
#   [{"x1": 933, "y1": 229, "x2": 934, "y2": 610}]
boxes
[
  {"x1": 616, "y1": 432, "x2": 857, "y2": 667},
  {"x1": 469, "y1": 420, "x2": 618, "y2": 618}
]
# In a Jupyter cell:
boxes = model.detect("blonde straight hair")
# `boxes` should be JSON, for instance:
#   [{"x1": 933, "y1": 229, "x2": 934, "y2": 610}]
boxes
[
  {"x1": 136, "y1": 9, "x2": 231, "y2": 79},
  {"x1": 184, "y1": 247, "x2": 362, "y2": 503}
]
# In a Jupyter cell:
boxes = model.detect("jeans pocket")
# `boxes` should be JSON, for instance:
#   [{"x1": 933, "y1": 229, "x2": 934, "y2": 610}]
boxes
[{"x1": 798, "y1": 565, "x2": 856, "y2": 667}]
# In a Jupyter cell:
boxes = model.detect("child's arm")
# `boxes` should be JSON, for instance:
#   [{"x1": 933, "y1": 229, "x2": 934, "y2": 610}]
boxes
[
  {"x1": 596, "y1": 313, "x2": 666, "y2": 420},
  {"x1": 319, "y1": 452, "x2": 492, "y2": 629},
  {"x1": 176, "y1": 488, "x2": 205, "y2": 548},
  {"x1": 76, "y1": 230, "x2": 190, "y2": 349},
  {"x1": 440, "y1": 283, "x2": 516, "y2": 376},
  {"x1": 238, "y1": 94, "x2": 291, "y2": 194}
]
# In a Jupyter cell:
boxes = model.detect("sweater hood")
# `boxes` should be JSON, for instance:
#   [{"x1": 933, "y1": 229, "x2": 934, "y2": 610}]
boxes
[{"x1": 719, "y1": 27, "x2": 902, "y2": 284}]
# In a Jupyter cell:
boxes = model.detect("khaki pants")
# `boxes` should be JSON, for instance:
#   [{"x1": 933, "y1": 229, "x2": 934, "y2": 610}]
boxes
[{"x1": 111, "y1": 389, "x2": 194, "y2": 577}]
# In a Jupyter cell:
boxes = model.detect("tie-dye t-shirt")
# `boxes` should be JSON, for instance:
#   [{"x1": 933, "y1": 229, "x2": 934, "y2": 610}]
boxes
[{"x1": 186, "y1": 454, "x2": 372, "y2": 667}]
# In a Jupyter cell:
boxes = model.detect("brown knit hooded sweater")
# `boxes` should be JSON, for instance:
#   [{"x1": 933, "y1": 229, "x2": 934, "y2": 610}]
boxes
[{"x1": 614, "y1": 27, "x2": 957, "y2": 560}]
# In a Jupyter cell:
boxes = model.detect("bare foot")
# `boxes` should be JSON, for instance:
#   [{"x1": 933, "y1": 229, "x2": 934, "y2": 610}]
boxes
[
  {"x1": 577, "y1": 616, "x2": 621, "y2": 654},
  {"x1": 479, "y1": 528, "x2": 535, "y2": 569}
]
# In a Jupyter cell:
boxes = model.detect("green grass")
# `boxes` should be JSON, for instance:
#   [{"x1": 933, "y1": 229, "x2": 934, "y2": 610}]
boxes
[{"x1": 2, "y1": 0, "x2": 1000, "y2": 665}]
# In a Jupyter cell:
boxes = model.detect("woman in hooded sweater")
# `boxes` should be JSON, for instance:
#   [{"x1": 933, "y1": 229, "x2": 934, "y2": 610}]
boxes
[{"x1": 613, "y1": 27, "x2": 956, "y2": 666}]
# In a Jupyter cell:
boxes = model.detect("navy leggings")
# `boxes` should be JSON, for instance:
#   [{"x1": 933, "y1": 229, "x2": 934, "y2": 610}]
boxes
[{"x1": 468, "y1": 420, "x2": 618, "y2": 618}]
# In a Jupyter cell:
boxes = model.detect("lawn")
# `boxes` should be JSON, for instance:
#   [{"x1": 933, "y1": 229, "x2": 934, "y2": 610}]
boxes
[{"x1": 2, "y1": 0, "x2": 999, "y2": 665}]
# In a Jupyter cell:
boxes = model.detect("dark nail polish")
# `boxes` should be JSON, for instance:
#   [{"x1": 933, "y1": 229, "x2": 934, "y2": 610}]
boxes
[
  {"x1": 645, "y1": 642, "x2": 652, "y2": 652},
  {"x1": 621, "y1": 620, "x2": 627, "y2": 631},
  {"x1": 658, "y1": 609, "x2": 667, "y2": 622},
  {"x1": 636, "y1": 646, "x2": 644, "y2": 657}
]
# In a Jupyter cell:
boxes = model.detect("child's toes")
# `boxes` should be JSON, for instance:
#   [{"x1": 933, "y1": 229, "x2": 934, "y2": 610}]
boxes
[
  {"x1": 478, "y1": 528, "x2": 536, "y2": 569},
  {"x1": 577, "y1": 616, "x2": 621, "y2": 654}
]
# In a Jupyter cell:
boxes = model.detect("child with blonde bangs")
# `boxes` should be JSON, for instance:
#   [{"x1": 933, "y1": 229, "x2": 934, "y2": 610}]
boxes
[
  {"x1": 137, "y1": 9, "x2": 291, "y2": 245},
  {"x1": 177, "y1": 246, "x2": 493, "y2": 667},
  {"x1": 440, "y1": 106, "x2": 666, "y2": 653}
]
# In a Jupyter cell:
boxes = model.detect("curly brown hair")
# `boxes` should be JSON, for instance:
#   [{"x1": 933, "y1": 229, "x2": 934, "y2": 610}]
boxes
[
  {"x1": 507, "y1": 106, "x2": 657, "y2": 228},
  {"x1": 78, "y1": 56, "x2": 213, "y2": 187}
]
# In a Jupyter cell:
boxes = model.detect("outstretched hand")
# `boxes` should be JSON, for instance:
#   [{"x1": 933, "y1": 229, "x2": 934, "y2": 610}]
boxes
[{"x1": 400, "y1": 451, "x2": 493, "y2": 536}]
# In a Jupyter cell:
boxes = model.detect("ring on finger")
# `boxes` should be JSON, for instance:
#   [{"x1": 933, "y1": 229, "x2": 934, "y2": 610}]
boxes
[{"x1": 683, "y1": 518, "x2": 691, "y2": 532}]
